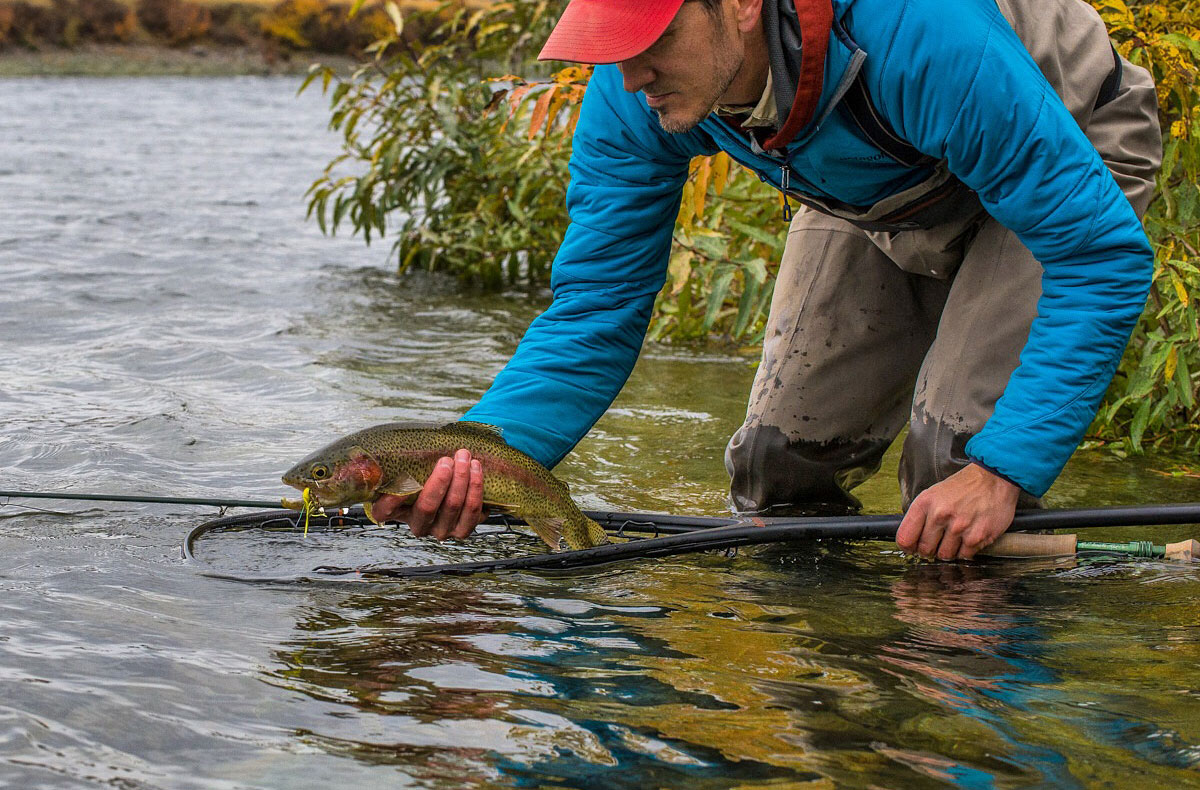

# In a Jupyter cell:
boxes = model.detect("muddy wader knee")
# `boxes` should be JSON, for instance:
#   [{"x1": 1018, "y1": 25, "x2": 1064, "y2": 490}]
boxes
[{"x1": 725, "y1": 210, "x2": 950, "y2": 514}]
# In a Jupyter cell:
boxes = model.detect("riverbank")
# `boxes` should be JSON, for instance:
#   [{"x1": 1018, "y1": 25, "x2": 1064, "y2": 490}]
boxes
[
  {"x1": 0, "y1": 0, "x2": 419, "y2": 76},
  {"x1": 0, "y1": 41, "x2": 354, "y2": 75}
]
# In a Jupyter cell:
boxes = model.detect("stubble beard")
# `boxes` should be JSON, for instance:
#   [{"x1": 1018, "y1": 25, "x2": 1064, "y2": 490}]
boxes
[{"x1": 654, "y1": 30, "x2": 743, "y2": 134}]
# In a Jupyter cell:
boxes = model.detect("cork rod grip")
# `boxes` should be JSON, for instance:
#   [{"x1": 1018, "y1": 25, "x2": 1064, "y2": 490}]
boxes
[
  {"x1": 1165, "y1": 539, "x2": 1199, "y2": 562},
  {"x1": 979, "y1": 532, "x2": 1078, "y2": 558}
]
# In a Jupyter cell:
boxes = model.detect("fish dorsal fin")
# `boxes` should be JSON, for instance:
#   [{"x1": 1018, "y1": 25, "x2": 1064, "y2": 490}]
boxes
[{"x1": 454, "y1": 421, "x2": 505, "y2": 438}]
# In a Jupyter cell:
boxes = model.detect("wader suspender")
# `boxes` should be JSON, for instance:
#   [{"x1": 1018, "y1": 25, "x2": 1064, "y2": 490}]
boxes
[{"x1": 761, "y1": 0, "x2": 833, "y2": 151}]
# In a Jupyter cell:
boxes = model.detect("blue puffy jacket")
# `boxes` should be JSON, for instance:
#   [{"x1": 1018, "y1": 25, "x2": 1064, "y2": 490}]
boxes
[{"x1": 464, "y1": 0, "x2": 1153, "y2": 498}]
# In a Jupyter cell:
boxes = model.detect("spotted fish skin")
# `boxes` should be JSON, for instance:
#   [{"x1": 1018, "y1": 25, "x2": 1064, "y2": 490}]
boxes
[{"x1": 281, "y1": 421, "x2": 609, "y2": 551}]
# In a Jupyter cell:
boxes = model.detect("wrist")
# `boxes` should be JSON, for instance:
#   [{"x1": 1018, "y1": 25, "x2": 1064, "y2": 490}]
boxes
[
  {"x1": 967, "y1": 459, "x2": 1023, "y2": 503},
  {"x1": 967, "y1": 457, "x2": 1020, "y2": 488}
]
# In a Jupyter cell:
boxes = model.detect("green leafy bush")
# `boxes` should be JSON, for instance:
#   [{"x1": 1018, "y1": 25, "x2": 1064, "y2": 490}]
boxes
[
  {"x1": 1088, "y1": 0, "x2": 1200, "y2": 452},
  {"x1": 303, "y1": 0, "x2": 566, "y2": 287},
  {"x1": 307, "y1": 0, "x2": 780, "y2": 324},
  {"x1": 16, "y1": 1, "x2": 67, "y2": 47},
  {"x1": 207, "y1": 3, "x2": 263, "y2": 46},
  {"x1": 80, "y1": 0, "x2": 137, "y2": 41},
  {"x1": 0, "y1": 4, "x2": 16, "y2": 43},
  {"x1": 0, "y1": 0, "x2": 137, "y2": 47},
  {"x1": 261, "y1": 0, "x2": 392, "y2": 54}
]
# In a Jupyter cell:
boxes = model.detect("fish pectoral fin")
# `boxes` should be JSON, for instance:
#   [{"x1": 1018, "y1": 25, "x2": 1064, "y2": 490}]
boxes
[
  {"x1": 363, "y1": 500, "x2": 382, "y2": 526},
  {"x1": 281, "y1": 497, "x2": 305, "y2": 510},
  {"x1": 482, "y1": 499, "x2": 517, "y2": 513},
  {"x1": 525, "y1": 517, "x2": 568, "y2": 553},
  {"x1": 377, "y1": 473, "x2": 424, "y2": 498}
]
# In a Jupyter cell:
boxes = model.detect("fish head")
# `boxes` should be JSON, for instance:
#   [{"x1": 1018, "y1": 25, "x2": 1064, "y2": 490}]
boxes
[{"x1": 282, "y1": 443, "x2": 384, "y2": 509}]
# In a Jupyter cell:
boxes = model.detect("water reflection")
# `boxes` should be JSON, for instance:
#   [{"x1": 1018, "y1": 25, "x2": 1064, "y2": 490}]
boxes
[
  {"x1": 266, "y1": 577, "x2": 813, "y2": 786},
  {"x1": 255, "y1": 544, "x2": 1200, "y2": 787},
  {"x1": 879, "y1": 562, "x2": 1068, "y2": 785}
]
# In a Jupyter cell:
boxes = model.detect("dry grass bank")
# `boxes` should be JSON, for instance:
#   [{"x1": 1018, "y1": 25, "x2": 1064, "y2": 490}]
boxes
[
  {"x1": 0, "y1": 40, "x2": 355, "y2": 74},
  {"x1": 0, "y1": 0, "x2": 473, "y2": 75}
]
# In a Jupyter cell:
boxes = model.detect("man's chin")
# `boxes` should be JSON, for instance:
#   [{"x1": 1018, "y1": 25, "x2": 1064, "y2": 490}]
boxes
[{"x1": 654, "y1": 109, "x2": 706, "y2": 135}]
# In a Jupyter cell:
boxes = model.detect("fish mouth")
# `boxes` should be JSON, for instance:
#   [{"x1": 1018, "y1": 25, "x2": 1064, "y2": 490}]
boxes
[
  {"x1": 301, "y1": 486, "x2": 345, "y2": 508},
  {"x1": 281, "y1": 478, "x2": 340, "y2": 508}
]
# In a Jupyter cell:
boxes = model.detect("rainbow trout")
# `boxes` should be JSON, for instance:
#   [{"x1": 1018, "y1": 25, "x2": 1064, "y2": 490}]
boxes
[{"x1": 281, "y1": 421, "x2": 609, "y2": 551}]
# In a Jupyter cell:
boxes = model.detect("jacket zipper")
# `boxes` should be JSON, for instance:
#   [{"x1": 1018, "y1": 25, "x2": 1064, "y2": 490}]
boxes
[
  {"x1": 780, "y1": 164, "x2": 794, "y2": 221},
  {"x1": 707, "y1": 117, "x2": 809, "y2": 220}
]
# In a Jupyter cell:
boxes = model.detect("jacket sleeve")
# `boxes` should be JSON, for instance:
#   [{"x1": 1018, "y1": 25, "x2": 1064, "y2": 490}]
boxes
[
  {"x1": 865, "y1": 0, "x2": 1154, "y2": 496},
  {"x1": 463, "y1": 65, "x2": 708, "y2": 467}
]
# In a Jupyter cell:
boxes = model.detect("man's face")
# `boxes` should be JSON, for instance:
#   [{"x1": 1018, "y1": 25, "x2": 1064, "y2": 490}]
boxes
[{"x1": 617, "y1": 1, "x2": 743, "y2": 134}]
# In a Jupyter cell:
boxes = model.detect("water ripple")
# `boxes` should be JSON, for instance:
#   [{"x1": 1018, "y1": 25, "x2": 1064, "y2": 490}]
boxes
[{"x1": 2, "y1": 75, "x2": 1199, "y2": 789}]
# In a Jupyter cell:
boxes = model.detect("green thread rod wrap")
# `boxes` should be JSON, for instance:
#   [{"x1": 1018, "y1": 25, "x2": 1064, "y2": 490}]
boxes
[{"x1": 1076, "y1": 540, "x2": 1164, "y2": 558}]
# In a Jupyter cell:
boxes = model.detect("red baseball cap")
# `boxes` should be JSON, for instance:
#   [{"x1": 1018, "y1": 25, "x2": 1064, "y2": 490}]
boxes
[{"x1": 538, "y1": 0, "x2": 687, "y2": 64}]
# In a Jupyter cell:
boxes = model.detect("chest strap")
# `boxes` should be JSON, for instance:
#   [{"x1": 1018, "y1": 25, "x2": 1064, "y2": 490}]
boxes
[{"x1": 839, "y1": 73, "x2": 935, "y2": 169}]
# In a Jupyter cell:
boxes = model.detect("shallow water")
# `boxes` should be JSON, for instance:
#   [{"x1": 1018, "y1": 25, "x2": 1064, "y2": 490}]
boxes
[{"x1": 2, "y1": 76, "x2": 1199, "y2": 789}]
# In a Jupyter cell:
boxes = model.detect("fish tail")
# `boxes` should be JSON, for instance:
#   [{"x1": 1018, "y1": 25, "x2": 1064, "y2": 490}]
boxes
[{"x1": 580, "y1": 516, "x2": 610, "y2": 549}]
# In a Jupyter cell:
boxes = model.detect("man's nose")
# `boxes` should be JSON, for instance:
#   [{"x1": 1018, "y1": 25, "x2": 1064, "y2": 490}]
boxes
[{"x1": 617, "y1": 56, "x2": 655, "y2": 94}]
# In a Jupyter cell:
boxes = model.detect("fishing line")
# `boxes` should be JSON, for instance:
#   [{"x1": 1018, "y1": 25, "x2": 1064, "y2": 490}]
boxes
[{"x1": 0, "y1": 490, "x2": 281, "y2": 510}]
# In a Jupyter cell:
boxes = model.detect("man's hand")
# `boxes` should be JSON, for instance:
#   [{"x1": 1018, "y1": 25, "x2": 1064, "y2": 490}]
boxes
[
  {"x1": 896, "y1": 463, "x2": 1021, "y2": 560},
  {"x1": 368, "y1": 449, "x2": 485, "y2": 541}
]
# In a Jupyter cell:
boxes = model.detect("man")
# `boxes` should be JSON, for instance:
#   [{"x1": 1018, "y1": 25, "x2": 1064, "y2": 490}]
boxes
[{"x1": 379, "y1": 0, "x2": 1161, "y2": 559}]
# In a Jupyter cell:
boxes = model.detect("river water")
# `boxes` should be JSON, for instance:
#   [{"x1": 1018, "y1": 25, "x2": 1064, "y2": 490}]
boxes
[{"x1": 1, "y1": 76, "x2": 1199, "y2": 789}]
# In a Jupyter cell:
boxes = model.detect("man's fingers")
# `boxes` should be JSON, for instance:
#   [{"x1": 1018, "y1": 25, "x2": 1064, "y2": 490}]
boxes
[
  {"x1": 959, "y1": 520, "x2": 1006, "y2": 560},
  {"x1": 936, "y1": 526, "x2": 963, "y2": 561},
  {"x1": 409, "y1": 456, "x2": 453, "y2": 537},
  {"x1": 896, "y1": 497, "x2": 928, "y2": 554},
  {"x1": 431, "y1": 450, "x2": 471, "y2": 540},
  {"x1": 369, "y1": 493, "x2": 412, "y2": 524},
  {"x1": 451, "y1": 459, "x2": 485, "y2": 541},
  {"x1": 916, "y1": 517, "x2": 946, "y2": 559}
]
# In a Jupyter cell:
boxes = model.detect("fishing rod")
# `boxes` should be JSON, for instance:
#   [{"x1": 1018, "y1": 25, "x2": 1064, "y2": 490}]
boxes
[
  {"x1": 9, "y1": 488, "x2": 1200, "y2": 537},
  {"x1": 181, "y1": 501, "x2": 1200, "y2": 581},
  {"x1": 6, "y1": 487, "x2": 1200, "y2": 551},
  {"x1": 5, "y1": 489, "x2": 1198, "y2": 572}
]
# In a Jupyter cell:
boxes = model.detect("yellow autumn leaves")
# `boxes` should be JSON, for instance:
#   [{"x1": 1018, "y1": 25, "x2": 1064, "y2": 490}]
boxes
[
  {"x1": 1095, "y1": 0, "x2": 1199, "y2": 141},
  {"x1": 1089, "y1": 1, "x2": 1200, "y2": 448},
  {"x1": 490, "y1": 65, "x2": 591, "y2": 141}
]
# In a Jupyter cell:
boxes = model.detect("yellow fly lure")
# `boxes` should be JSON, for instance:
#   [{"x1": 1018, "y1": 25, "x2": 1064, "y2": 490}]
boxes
[{"x1": 301, "y1": 486, "x2": 318, "y2": 537}]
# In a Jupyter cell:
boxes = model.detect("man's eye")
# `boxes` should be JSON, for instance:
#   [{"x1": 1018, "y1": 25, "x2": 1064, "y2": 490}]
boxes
[{"x1": 644, "y1": 36, "x2": 670, "y2": 56}]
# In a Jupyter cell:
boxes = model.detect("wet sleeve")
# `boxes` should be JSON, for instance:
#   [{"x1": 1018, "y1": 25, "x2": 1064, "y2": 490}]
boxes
[
  {"x1": 870, "y1": 0, "x2": 1153, "y2": 496},
  {"x1": 463, "y1": 65, "x2": 706, "y2": 467}
]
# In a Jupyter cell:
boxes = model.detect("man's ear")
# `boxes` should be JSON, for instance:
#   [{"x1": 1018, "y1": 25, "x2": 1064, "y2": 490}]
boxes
[{"x1": 735, "y1": 0, "x2": 765, "y2": 33}]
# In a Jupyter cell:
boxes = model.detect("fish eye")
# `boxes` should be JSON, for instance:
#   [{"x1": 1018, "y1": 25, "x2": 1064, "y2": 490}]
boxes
[{"x1": 311, "y1": 464, "x2": 330, "y2": 480}]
